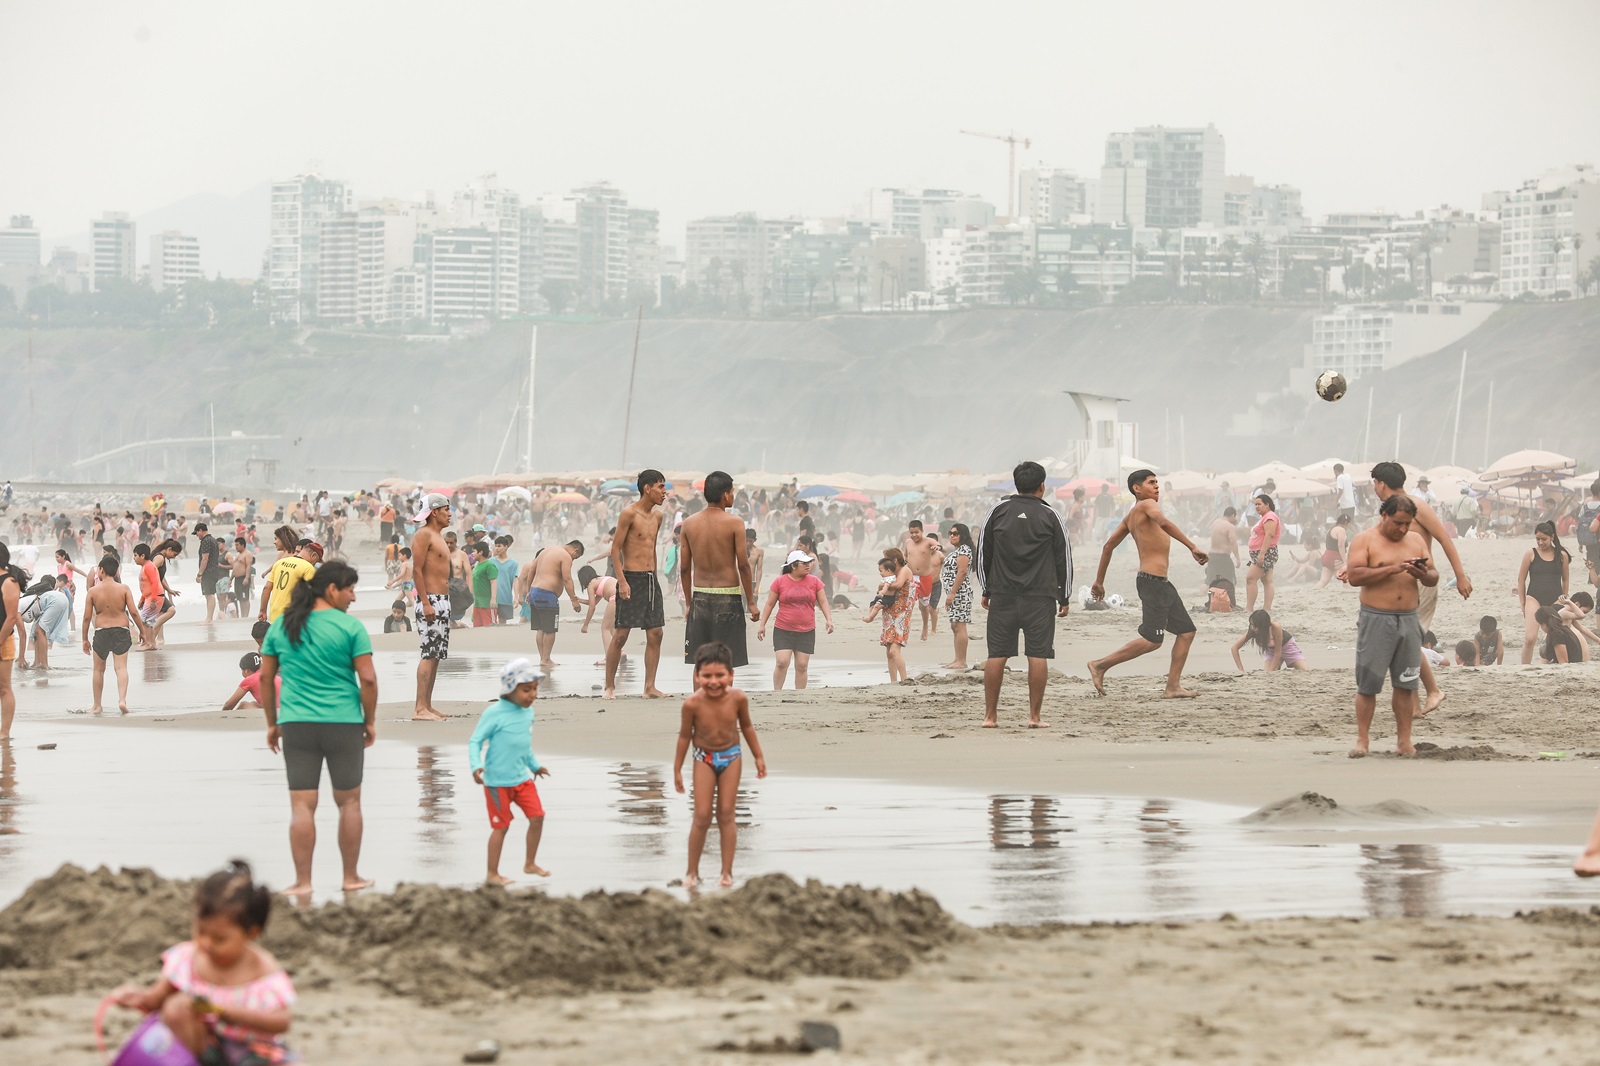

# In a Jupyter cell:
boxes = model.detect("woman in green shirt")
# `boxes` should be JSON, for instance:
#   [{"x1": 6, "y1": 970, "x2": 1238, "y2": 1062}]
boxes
[{"x1": 260, "y1": 561, "x2": 378, "y2": 897}]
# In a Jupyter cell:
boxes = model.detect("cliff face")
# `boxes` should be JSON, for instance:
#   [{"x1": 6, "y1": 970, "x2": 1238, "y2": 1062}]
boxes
[{"x1": 1, "y1": 299, "x2": 1591, "y2": 486}]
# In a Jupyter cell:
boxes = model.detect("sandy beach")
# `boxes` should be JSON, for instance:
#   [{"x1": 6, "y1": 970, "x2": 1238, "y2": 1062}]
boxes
[{"x1": 4, "y1": 527, "x2": 1600, "y2": 1063}]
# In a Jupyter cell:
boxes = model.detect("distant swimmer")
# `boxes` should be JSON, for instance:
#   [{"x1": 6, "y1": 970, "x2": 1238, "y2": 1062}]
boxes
[
  {"x1": 1087, "y1": 469, "x2": 1208, "y2": 699},
  {"x1": 1344, "y1": 494, "x2": 1437, "y2": 758}
]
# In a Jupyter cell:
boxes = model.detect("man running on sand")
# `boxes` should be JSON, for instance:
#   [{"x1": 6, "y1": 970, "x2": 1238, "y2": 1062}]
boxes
[
  {"x1": 1087, "y1": 470, "x2": 1209, "y2": 698},
  {"x1": 81, "y1": 555, "x2": 150, "y2": 714},
  {"x1": 901, "y1": 520, "x2": 941, "y2": 640},
  {"x1": 1368, "y1": 462, "x2": 1472, "y2": 717},
  {"x1": 1345, "y1": 494, "x2": 1437, "y2": 757},
  {"x1": 411, "y1": 492, "x2": 453, "y2": 721},
  {"x1": 606, "y1": 469, "x2": 668, "y2": 699},
  {"x1": 679, "y1": 471, "x2": 759, "y2": 679},
  {"x1": 519, "y1": 541, "x2": 584, "y2": 670}
]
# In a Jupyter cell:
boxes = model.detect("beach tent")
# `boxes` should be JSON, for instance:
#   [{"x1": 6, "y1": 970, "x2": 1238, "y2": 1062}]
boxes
[{"x1": 1480, "y1": 450, "x2": 1577, "y2": 483}]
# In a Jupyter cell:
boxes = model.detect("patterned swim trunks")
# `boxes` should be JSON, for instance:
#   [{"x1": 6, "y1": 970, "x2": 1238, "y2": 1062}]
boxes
[
  {"x1": 415, "y1": 592, "x2": 452, "y2": 660},
  {"x1": 1249, "y1": 547, "x2": 1279, "y2": 573}
]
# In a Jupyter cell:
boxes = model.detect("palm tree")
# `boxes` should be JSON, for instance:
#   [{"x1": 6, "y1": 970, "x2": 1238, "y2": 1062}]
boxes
[
  {"x1": 1093, "y1": 235, "x2": 1112, "y2": 300},
  {"x1": 1219, "y1": 237, "x2": 1241, "y2": 300},
  {"x1": 730, "y1": 259, "x2": 746, "y2": 308},
  {"x1": 1552, "y1": 237, "x2": 1567, "y2": 297},
  {"x1": 1572, "y1": 233, "x2": 1583, "y2": 294},
  {"x1": 703, "y1": 256, "x2": 723, "y2": 299},
  {"x1": 1241, "y1": 234, "x2": 1266, "y2": 299}
]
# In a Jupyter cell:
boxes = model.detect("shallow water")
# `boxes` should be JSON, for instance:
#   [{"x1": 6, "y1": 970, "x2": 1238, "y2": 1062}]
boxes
[{"x1": 0, "y1": 726, "x2": 1592, "y2": 925}]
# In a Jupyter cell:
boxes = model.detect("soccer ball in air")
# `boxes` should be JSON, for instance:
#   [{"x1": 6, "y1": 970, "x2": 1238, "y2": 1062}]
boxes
[{"x1": 1315, "y1": 371, "x2": 1348, "y2": 402}]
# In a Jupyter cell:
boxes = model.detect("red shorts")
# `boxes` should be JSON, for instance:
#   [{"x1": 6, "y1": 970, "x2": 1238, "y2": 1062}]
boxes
[
  {"x1": 472, "y1": 606, "x2": 497, "y2": 627},
  {"x1": 914, "y1": 574, "x2": 934, "y2": 604},
  {"x1": 483, "y1": 780, "x2": 543, "y2": 829}
]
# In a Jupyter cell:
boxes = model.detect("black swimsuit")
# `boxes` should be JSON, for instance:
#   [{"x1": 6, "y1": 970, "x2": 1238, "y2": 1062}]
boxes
[{"x1": 1526, "y1": 549, "x2": 1565, "y2": 607}]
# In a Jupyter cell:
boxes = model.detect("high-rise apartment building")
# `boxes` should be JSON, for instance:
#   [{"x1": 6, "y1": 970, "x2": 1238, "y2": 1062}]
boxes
[
  {"x1": 684, "y1": 213, "x2": 801, "y2": 307},
  {"x1": 865, "y1": 188, "x2": 969, "y2": 236},
  {"x1": 269, "y1": 174, "x2": 351, "y2": 323},
  {"x1": 1102, "y1": 125, "x2": 1225, "y2": 229},
  {"x1": 91, "y1": 211, "x2": 137, "y2": 288},
  {"x1": 573, "y1": 183, "x2": 631, "y2": 307},
  {"x1": 451, "y1": 176, "x2": 521, "y2": 316},
  {"x1": 356, "y1": 199, "x2": 423, "y2": 324},
  {"x1": 316, "y1": 213, "x2": 359, "y2": 323},
  {"x1": 1018, "y1": 169, "x2": 1089, "y2": 224},
  {"x1": 0, "y1": 215, "x2": 41, "y2": 268},
  {"x1": 1498, "y1": 163, "x2": 1600, "y2": 298},
  {"x1": 148, "y1": 230, "x2": 202, "y2": 291},
  {"x1": 426, "y1": 229, "x2": 496, "y2": 324}
]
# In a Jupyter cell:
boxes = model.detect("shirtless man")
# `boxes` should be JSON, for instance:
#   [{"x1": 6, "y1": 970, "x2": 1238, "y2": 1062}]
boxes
[
  {"x1": 80, "y1": 555, "x2": 149, "y2": 714},
  {"x1": 901, "y1": 520, "x2": 941, "y2": 640},
  {"x1": 410, "y1": 493, "x2": 453, "y2": 721},
  {"x1": 229, "y1": 537, "x2": 255, "y2": 619},
  {"x1": 605, "y1": 469, "x2": 668, "y2": 699},
  {"x1": 1087, "y1": 470, "x2": 1210, "y2": 698},
  {"x1": 679, "y1": 471, "x2": 759, "y2": 679},
  {"x1": 746, "y1": 529, "x2": 765, "y2": 592},
  {"x1": 445, "y1": 531, "x2": 471, "y2": 629},
  {"x1": 1206, "y1": 508, "x2": 1241, "y2": 608},
  {"x1": 1367, "y1": 462, "x2": 1472, "y2": 716},
  {"x1": 520, "y1": 540, "x2": 584, "y2": 669},
  {"x1": 1345, "y1": 494, "x2": 1438, "y2": 757}
]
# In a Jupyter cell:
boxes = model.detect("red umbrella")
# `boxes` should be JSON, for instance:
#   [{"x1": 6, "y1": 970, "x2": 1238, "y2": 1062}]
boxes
[
  {"x1": 835, "y1": 492, "x2": 872, "y2": 504},
  {"x1": 1056, "y1": 477, "x2": 1114, "y2": 499}
]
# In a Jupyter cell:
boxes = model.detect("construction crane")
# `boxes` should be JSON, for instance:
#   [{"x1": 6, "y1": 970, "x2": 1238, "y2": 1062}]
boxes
[{"x1": 959, "y1": 128, "x2": 1031, "y2": 218}]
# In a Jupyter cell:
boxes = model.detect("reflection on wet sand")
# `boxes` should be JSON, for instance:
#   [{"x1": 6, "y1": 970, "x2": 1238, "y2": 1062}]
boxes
[
  {"x1": 0, "y1": 743, "x2": 19, "y2": 852},
  {"x1": 987, "y1": 795, "x2": 1072, "y2": 921},
  {"x1": 1139, "y1": 799, "x2": 1196, "y2": 913},
  {"x1": 415, "y1": 746, "x2": 457, "y2": 869},
  {"x1": 610, "y1": 762, "x2": 670, "y2": 860},
  {"x1": 1359, "y1": 843, "x2": 1446, "y2": 919}
]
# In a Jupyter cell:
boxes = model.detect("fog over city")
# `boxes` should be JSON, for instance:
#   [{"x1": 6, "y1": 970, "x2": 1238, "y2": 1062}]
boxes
[{"x1": 1, "y1": 0, "x2": 1597, "y2": 483}]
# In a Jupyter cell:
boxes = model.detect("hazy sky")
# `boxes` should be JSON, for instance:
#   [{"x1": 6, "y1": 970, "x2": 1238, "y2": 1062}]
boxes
[{"x1": 5, "y1": 0, "x2": 1599, "y2": 251}]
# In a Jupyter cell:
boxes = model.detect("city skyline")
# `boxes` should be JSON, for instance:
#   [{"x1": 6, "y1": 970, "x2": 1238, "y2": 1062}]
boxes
[{"x1": 4, "y1": 0, "x2": 1598, "y2": 262}]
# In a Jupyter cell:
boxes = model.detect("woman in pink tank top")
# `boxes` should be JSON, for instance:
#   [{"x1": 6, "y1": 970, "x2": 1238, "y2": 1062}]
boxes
[{"x1": 1246, "y1": 493, "x2": 1281, "y2": 614}]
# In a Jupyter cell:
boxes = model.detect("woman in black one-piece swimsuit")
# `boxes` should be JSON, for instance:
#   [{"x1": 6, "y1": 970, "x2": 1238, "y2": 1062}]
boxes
[{"x1": 1517, "y1": 520, "x2": 1570, "y2": 664}]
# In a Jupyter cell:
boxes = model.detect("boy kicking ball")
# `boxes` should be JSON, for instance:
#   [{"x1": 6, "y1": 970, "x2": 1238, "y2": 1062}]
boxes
[
  {"x1": 674, "y1": 641, "x2": 767, "y2": 887},
  {"x1": 470, "y1": 658, "x2": 552, "y2": 884}
]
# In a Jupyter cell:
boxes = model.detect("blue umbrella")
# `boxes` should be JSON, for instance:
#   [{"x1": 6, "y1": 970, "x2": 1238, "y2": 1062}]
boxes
[
  {"x1": 885, "y1": 490, "x2": 926, "y2": 506},
  {"x1": 600, "y1": 478, "x2": 633, "y2": 491},
  {"x1": 797, "y1": 485, "x2": 838, "y2": 499}
]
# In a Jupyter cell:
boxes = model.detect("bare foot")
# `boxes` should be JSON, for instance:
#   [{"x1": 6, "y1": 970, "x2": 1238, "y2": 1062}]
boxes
[
  {"x1": 486, "y1": 873, "x2": 514, "y2": 886},
  {"x1": 920, "y1": 626, "x2": 929, "y2": 641},
  {"x1": 89, "y1": 705, "x2": 103, "y2": 715},
  {"x1": 281, "y1": 882, "x2": 313, "y2": 898},
  {"x1": 644, "y1": 688, "x2": 667, "y2": 699},
  {"x1": 1420, "y1": 690, "x2": 1445, "y2": 717},
  {"x1": 681, "y1": 872, "x2": 699, "y2": 888},
  {"x1": 1574, "y1": 854, "x2": 1600, "y2": 878},
  {"x1": 1161, "y1": 687, "x2": 1199, "y2": 699},
  {"x1": 602, "y1": 687, "x2": 615, "y2": 700},
  {"x1": 942, "y1": 661, "x2": 967, "y2": 670},
  {"x1": 118, "y1": 701, "x2": 129, "y2": 714},
  {"x1": 342, "y1": 877, "x2": 374, "y2": 892},
  {"x1": 540, "y1": 659, "x2": 556, "y2": 670},
  {"x1": 719, "y1": 873, "x2": 734, "y2": 887},
  {"x1": 1087, "y1": 660, "x2": 1107, "y2": 696},
  {"x1": 1396, "y1": 744, "x2": 1416, "y2": 757},
  {"x1": 1347, "y1": 745, "x2": 1369, "y2": 759},
  {"x1": 524, "y1": 863, "x2": 551, "y2": 877},
  {"x1": 1027, "y1": 719, "x2": 1050, "y2": 728},
  {"x1": 980, "y1": 717, "x2": 998, "y2": 728},
  {"x1": 411, "y1": 708, "x2": 446, "y2": 721}
]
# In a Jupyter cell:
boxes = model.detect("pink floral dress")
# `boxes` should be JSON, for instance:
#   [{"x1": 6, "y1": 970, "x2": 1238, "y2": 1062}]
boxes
[
  {"x1": 160, "y1": 941, "x2": 298, "y2": 1064},
  {"x1": 880, "y1": 570, "x2": 913, "y2": 647}
]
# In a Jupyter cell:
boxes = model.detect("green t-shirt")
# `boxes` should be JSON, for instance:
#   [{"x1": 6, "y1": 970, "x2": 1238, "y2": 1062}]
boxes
[
  {"x1": 261, "y1": 608, "x2": 372, "y2": 724},
  {"x1": 471, "y1": 559, "x2": 498, "y2": 608}
]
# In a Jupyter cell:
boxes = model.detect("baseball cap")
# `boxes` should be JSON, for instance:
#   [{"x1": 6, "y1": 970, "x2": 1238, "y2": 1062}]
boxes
[
  {"x1": 471, "y1": 523, "x2": 486, "y2": 532},
  {"x1": 785, "y1": 549, "x2": 816, "y2": 566},
  {"x1": 303, "y1": 541, "x2": 325, "y2": 559},
  {"x1": 499, "y1": 657, "x2": 544, "y2": 694},
  {"x1": 412, "y1": 492, "x2": 451, "y2": 523}
]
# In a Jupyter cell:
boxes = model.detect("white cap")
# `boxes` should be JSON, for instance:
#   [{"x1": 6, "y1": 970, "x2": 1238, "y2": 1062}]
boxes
[
  {"x1": 785, "y1": 549, "x2": 815, "y2": 566},
  {"x1": 412, "y1": 493, "x2": 451, "y2": 523},
  {"x1": 500, "y1": 657, "x2": 544, "y2": 693}
]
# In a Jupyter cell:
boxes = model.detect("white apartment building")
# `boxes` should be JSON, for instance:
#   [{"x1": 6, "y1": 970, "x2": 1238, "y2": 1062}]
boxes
[
  {"x1": 1498, "y1": 163, "x2": 1600, "y2": 298},
  {"x1": 924, "y1": 229, "x2": 964, "y2": 296},
  {"x1": 356, "y1": 199, "x2": 422, "y2": 324},
  {"x1": 1018, "y1": 169, "x2": 1088, "y2": 224},
  {"x1": 316, "y1": 213, "x2": 359, "y2": 323},
  {"x1": 933, "y1": 223, "x2": 1032, "y2": 305},
  {"x1": 269, "y1": 174, "x2": 350, "y2": 323},
  {"x1": 865, "y1": 187, "x2": 968, "y2": 235},
  {"x1": 1102, "y1": 125, "x2": 1226, "y2": 229},
  {"x1": 684, "y1": 213, "x2": 801, "y2": 305},
  {"x1": 0, "y1": 215, "x2": 40, "y2": 268},
  {"x1": 1095, "y1": 162, "x2": 1148, "y2": 227},
  {"x1": 1306, "y1": 301, "x2": 1497, "y2": 381},
  {"x1": 91, "y1": 211, "x2": 137, "y2": 288},
  {"x1": 427, "y1": 229, "x2": 496, "y2": 324},
  {"x1": 452, "y1": 177, "x2": 521, "y2": 317},
  {"x1": 148, "y1": 230, "x2": 201, "y2": 291}
]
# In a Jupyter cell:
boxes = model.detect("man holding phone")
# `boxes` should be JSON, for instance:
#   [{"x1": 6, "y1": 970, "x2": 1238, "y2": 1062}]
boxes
[{"x1": 1344, "y1": 494, "x2": 1438, "y2": 758}]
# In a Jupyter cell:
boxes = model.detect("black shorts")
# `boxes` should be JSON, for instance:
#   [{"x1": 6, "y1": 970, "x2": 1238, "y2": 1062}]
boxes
[
  {"x1": 204, "y1": 573, "x2": 230, "y2": 596},
  {"x1": 614, "y1": 571, "x2": 665, "y2": 630},
  {"x1": 92, "y1": 627, "x2": 132, "y2": 660},
  {"x1": 1136, "y1": 572, "x2": 1196, "y2": 645},
  {"x1": 772, "y1": 626, "x2": 816, "y2": 654},
  {"x1": 528, "y1": 595, "x2": 560, "y2": 633},
  {"x1": 280, "y1": 721, "x2": 366, "y2": 792},
  {"x1": 496, "y1": 604, "x2": 513, "y2": 623},
  {"x1": 233, "y1": 576, "x2": 250, "y2": 602},
  {"x1": 684, "y1": 592, "x2": 749, "y2": 667},
  {"x1": 985, "y1": 594, "x2": 1057, "y2": 660}
]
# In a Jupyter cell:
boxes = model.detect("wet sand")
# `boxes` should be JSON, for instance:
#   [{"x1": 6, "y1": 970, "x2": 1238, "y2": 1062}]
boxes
[{"x1": 5, "y1": 527, "x2": 1600, "y2": 1062}]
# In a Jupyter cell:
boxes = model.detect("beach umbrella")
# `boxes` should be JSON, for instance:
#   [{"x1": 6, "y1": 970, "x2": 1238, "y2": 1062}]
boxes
[
  {"x1": 1481, "y1": 450, "x2": 1576, "y2": 483},
  {"x1": 1057, "y1": 477, "x2": 1115, "y2": 498},
  {"x1": 736, "y1": 470, "x2": 787, "y2": 490},
  {"x1": 1299, "y1": 457, "x2": 1355, "y2": 483},
  {"x1": 549, "y1": 491, "x2": 590, "y2": 503},
  {"x1": 797, "y1": 485, "x2": 839, "y2": 499},
  {"x1": 857, "y1": 474, "x2": 901, "y2": 494},
  {"x1": 211, "y1": 501, "x2": 237, "y2": 515},
  {"x1": 1269, "y1": 475, "x2": 1336, "y2": 500},
  {"x1": 496, "y1": 486, "x2": 532, "y2": 501},
  {"x1": 1244, "y1": 460, "x2": 1305, "y2": 485},
  {"x1": 1162, "y1": 470, "x2": 1217, "y2": 498},
  {"x1": 1119, "y1": 455, "x2": 1166, "y2": 475},
  {"x1": 834, "y1": 491, "x2": 872, "y2": 504},
  {"x1": 885, "y1": 490, "x2": 926, "y2": 507}
]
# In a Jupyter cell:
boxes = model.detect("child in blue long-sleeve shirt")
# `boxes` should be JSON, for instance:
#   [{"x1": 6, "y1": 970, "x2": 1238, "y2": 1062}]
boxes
[{"x1": 469, "y1": 658, "x2": 551, "y2": 884}]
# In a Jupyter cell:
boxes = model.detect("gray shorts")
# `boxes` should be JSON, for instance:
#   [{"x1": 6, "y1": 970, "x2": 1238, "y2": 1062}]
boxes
[
  {"x1": 1355, "y1": 605, "x2": 1422, "y2": 695},
  {"x1": 280, "y1": 721, "x2": 366, "y2": 792}
]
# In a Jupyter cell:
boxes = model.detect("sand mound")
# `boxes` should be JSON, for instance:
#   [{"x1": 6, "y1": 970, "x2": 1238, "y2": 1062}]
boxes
[
  {"x1": 0, "y1": 865, "x2": 962, "y2": 1004},
  {"x1": 1354, "y1": 799, "x2": 1441, "y2": 820},
  {"x1": 1412, "y1": 743, "x2": 1520, "y2": 762},
  {"x1": 1240, "y1": 792, "x2": 1342, "y2": 824}
]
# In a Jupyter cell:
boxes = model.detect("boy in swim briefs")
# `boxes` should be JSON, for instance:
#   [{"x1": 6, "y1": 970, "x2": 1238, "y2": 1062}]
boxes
[{"x1": 673, "y1": 641, "x2": 766, "y2": 887}]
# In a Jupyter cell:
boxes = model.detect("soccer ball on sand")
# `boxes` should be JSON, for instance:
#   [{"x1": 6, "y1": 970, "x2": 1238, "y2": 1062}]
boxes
[{"x1": 1315, "y1": 370, "x2": 1348, "y2": 402}]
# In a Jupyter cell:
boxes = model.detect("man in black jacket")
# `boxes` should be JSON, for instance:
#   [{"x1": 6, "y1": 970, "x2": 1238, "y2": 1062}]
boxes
[
  {"x1": 975, "y1": 461, "x2": 1073, "y2": 728},
  {"x1": 1087, "y1": 469, "x2": 1209, "y2": 698}
]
